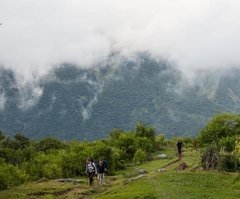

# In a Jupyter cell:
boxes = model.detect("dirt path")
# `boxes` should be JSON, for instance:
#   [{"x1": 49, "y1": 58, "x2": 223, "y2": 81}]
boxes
[{"x1": 161, "y1": 158, "x2": 179, "y2": 170}]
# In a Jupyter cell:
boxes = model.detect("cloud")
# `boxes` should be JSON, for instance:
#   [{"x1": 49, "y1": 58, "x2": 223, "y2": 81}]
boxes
[{"x1": 1, "y1": 0, "x2": 240, "y2": 81}]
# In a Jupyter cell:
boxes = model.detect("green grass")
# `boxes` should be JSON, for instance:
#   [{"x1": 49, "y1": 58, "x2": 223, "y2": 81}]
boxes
[
  {"x1": 93, "y1": 148, "x2": 240, "y2": 199},
  {"x1": 0, "y1": 180, "x2": 91, "y2": 199},
  {"x1": 1, "y1": 147, "x2": 240, "y2": 199},
  {"x1": 95, "y1": 171, "x2": 240, "y2": 199}
]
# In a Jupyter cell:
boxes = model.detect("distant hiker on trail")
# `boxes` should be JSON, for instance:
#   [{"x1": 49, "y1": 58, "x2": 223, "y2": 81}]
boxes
[
  {"x1": 176, "y1": 140, "x2": 183, "y2": 160},
  {"x1": 85, "y1": 157, "x2": 97, "y2": 186},
  {"x1": 97, "y1": 159, "x2": 107, "y2": 185}
]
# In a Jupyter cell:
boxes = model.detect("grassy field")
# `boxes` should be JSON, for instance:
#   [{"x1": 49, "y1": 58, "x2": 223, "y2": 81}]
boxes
[{"x1": 1, "y1": 147, "x2": 240, "y2": 199}]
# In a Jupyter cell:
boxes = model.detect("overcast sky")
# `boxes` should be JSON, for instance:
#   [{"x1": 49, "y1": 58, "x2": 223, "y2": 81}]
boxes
[{"x1": 1, "y1": 0, "x2": 240, "y2": 80}]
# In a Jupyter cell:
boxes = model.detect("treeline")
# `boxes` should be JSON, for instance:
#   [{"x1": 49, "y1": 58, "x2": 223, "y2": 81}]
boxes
[
  {"x1": 1, "y1": 112, "x2": 240, "y2": 191},
  {"x1": 0, "y1": 122, "x2": 172, "y2": 190}
]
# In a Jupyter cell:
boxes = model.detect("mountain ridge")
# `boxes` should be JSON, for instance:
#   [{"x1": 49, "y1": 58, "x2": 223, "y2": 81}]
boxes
[{"x1": 0, "y1": 53, "x2": 240, "y2": 140}]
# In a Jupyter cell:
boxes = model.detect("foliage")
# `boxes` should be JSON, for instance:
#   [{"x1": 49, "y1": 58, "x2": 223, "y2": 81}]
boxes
[
  {"x1": 0, "y1": 131, "x2": 5, "y2": 141},
  {"x1": 198, "y1": 113, "x2": 240, "y2": 171},
  {"x1": 0, "y1": 122, "x2": 163, "y2": 190},
  {"x1": 135, "y1": 122, "x2": 155, "y2": 141},
  {"x1": 219, "y1": 153, "x2": 240, "y2": 172},
  {"x1": 24, "y1": 152, "x2": 62, "y2": 180},
  {"x1": 0, "y1": 148, "x2": 24, "y2": 165},
  {"x1": 234, "y1": 137, "x2": 240, "y2": 156},
  {"x1": 201, "y1": 145, "x2": 220, "y2": 170},
  {"x1": 0, "y1": 159, "x2": 28, "y2": 190},
  {"x1": 34, "y1": 137, "x2": 67, "y2": 153},
  {"x1": 1, "y1": 146, "x2": 240, "y2": 199},
  {"x1": 198, "y1": 113, "x2": 240, "y2": 145},
  {"x1": 133, "y1": 149, "x2": 147, "y2": 164},
  {"x1": 154, "y1": 134, "x2": 167, "y2": 149},
  {"x1": 219, "y1": 136, "x2": 236, "y2": 152}
]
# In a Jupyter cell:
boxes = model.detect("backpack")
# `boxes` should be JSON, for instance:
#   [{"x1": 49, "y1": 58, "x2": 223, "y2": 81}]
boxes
[
  {"x1": 103, "y1": 160, "x2": 108, "y2": 170},
  {"x1": 86, "y1": 161, "x2": 96, "y2": 173}
]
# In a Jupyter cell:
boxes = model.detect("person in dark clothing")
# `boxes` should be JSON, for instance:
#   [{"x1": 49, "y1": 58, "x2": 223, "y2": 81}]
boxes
[
  {"x1": 176, "y1": 140, "x2": 183, "y2": 160},
  {"x1": 97, "y1": 160, "x2": 107, "y2": 184},
  {"x1": 85, "y1": 157, "x2": 97, "y2": 186}
]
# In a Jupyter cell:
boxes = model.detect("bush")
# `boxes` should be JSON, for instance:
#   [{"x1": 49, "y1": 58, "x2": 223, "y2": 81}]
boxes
[
  {"x1": 59, "y1": 144, "x2": 88, "y2": 177},
  {"x1": 133, "y1": 149, "x2": 147, "y2": 164},
  {"x1": 201, "y1": 145, "x2": 220, "y2": 170},
  {"x1": 25, "y1": 152, "x2": 62, "y2": 180},
  {"x1": 0, "y1": 159, "x2": 28, "y2": 190},
  {"x1": 42, "y1": 163, "x2": 62, "y2": 179},
  {"x1": 219, "y1": 136, "x2": 236, "y2": 152},
  {"x1": 219, "y1": 154, "x2": 240, "y2": 172},
  {"x1": 198, "y1": 113, "x2": 240, "y2": 145},
  {"x1": 154, "y1": 134, "x2": 167, "y2": 150},
  {"x1": 110, "y1": 147, "x2": 127, "y2": 171}
]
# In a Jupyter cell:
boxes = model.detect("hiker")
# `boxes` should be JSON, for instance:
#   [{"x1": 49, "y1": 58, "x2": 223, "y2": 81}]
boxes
[
  {"x1": 97, "y1": 159, "x2": 107, "y2": 185},
  {"x1": 85, "y1": 157, "x2": 97, "y2": 186},
  {"x1": 176, "y1": 140, "x2": 183, "y2": 160}
]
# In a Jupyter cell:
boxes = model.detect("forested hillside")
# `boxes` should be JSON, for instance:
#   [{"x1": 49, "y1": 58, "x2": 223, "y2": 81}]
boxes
[{"x1": 1, "y1": 53, "x2": 240, "y2": 139}]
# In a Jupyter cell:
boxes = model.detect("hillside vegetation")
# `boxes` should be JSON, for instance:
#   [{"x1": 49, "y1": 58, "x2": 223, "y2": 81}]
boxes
[
  {"x1": 0, "y1": 147, "x2": 239, "y2": 199},
  {"x1": 0, "y1": 113, "x2": 240, "y2": 198}
]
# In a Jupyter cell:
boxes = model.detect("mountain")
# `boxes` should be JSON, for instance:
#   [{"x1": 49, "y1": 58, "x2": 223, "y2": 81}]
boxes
[{"x1": 1, "y1": 53, "x2": 240, "y2": 140}]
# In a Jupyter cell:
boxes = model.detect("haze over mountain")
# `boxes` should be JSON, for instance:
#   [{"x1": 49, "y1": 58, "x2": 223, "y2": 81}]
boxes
[
  {"x1": 1, "y1": 1, "x2": 240, "y2": 139},
  {"x1": 0, "y1": 53, "x2": 240, "y2": 140}
]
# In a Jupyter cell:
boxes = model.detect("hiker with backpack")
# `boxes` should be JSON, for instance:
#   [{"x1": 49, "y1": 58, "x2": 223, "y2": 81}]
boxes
[
  {"x1": 85, "y1": 157, "x2": 97, "y2": 186},
  {"x1": 176, "y1": 140, "x2": 183, "y2": 160},
  {"x1": 97, "y1": 159, "x2": 107, "y2": 185}
]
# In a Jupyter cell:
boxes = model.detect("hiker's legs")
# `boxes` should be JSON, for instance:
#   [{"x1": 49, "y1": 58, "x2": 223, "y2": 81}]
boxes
[
  {"x1": 178, "y1": 149, "x2": 182, "y2": 160},
  {"x1": 89, "y1": 173, "x2": 95, "y2": 186},
  {"x1": 98, "y1": 173, "x2": 104, "y2": 184}
]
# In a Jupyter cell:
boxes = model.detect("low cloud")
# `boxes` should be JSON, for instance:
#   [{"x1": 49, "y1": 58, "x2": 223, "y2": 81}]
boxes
[{"x1": 1, "y1": 0, "x2": 240, "y2": 81}]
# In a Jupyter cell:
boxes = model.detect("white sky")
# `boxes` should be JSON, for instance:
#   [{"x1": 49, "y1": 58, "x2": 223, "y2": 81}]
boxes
[{"x1": 1, "y1": 0, "x2": 240, "y2": 80}]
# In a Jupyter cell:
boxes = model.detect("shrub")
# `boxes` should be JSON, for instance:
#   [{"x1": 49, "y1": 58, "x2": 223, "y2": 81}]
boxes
[
  {"x1": 198, "y1": 113, "x2": 240, "y2": 145},
  {"x1": 25, "y1": 152, "x2": 62, "y2": 180},
  {"x1": 219, "y1": 136, "x2": 236, "y2": 152},
  {"x1": 0, "y1": 159, "x2": 28, "y2": 190},
  {"x1": 133, "y1": 149, "x2": 147, "y2": 164},
  {"x1": 201, "y1": 145, "x2": 220, "y2": 170},
  {"x1": 219, "y1": 154, "x2": 240, "y2": 172},
  {"x1": 42, "y1": 163, "x2": 62, "y2": 179}
]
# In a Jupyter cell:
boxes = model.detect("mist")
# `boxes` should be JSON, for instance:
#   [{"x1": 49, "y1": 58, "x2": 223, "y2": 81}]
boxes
[{"x1": 1, "y1": 0, "x2": 240, "y2": 81}]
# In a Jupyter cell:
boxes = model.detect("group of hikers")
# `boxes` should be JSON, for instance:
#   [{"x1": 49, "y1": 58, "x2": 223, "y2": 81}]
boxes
[
  {"x1": 85, "y1": 157, "x2": 107, "y2": 186},
  {"x1": 85, "y1": 141, "x2": 183, "y2": 186}
]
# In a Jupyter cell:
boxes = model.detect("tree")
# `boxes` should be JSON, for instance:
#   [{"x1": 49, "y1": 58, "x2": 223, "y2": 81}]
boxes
[
  {"x1": 133, "y1": 149, "x2": 146, "y2": 164},
  {"x1": 14, "y1": 133, "x2": 30, "y2": 149},
  {"x1": 198, "y1": 113, "x2": 240, "y2": 145},
  {"x1": 35, "y1": 137, "x2": 66, "y2": 153},
  {"x1": 135, "y1": 122, "x2": 155, "y2": 141},
  {"x1": 116, "y1": 132, "x2": 138, "y2": 160},
  {"x1": 0, "y1": 130, "x2": 5, "y2": 141},
  {"x1": 0, "y1": 159, "x2": 28, "y2": 190}
]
